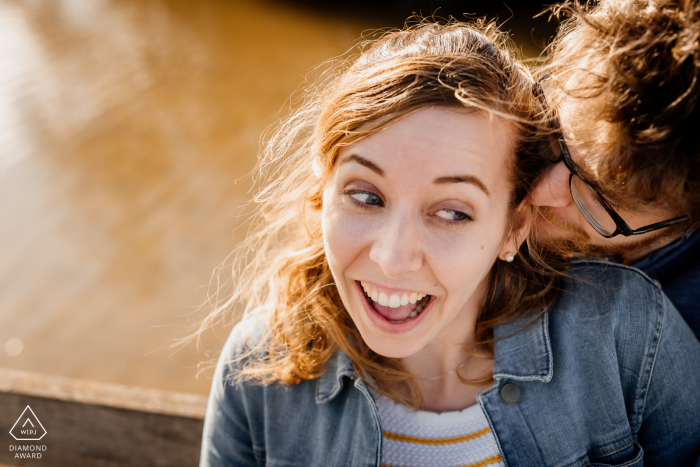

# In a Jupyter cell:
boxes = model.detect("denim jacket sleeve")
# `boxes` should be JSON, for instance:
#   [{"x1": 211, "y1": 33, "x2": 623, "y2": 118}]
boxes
[
  {"x1": 636, "y1": 292, "x2": 700, "y2": 465},
  {"x1": 199, "y1": 317, "x2": 260, "y2": 467},
  {"x1": 199, "y1": 316, "x2": 383, "y2": 467}
]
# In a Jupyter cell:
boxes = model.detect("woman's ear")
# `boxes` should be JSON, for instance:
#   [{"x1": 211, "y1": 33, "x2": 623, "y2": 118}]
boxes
[{"x1": 498, "y1": 202, "x2": 533, "y2": 261}]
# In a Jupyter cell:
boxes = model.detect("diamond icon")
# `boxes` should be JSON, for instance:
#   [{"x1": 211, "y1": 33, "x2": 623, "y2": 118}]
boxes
[{"x1": 9, "y1": 406, "x2": 46, "y2": 441}]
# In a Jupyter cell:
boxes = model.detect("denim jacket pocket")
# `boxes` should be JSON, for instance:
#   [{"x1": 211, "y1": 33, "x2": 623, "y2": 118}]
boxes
[{"x1": 589, "y1": 442, "x2": 644, "y2": 467}]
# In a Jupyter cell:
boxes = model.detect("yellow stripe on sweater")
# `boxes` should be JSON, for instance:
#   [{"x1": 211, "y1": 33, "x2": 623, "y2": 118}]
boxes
[
  {"x1": 383, "y1": 426, "x2": 491, "y2": 445},
  {"x1": 381, "y1": 454, "x2": 503, "y2": 467}
]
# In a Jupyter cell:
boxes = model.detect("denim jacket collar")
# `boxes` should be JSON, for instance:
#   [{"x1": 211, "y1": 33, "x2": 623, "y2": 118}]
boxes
[
  {"x1": 316, "y1": 310, "x2": 552, "y2": 403},
  {"x1": 492, "y1": 310, "x2": 552, "y2": 382},
  {"x1": 316, "y1": 348, "x2": 356, "y2": 403}
]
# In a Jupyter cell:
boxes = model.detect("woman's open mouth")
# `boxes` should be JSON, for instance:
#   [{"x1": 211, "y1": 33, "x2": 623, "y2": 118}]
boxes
[{"x1": 357, "y1": 281, "x2": 433, "y2": 324}]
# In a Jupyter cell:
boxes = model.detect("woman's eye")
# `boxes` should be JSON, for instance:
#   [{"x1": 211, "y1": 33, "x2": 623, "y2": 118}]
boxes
[
  {"x1": 435, "y1": 209, "x2": 471, "y2": 222},
  {"x1": 349, "y1": 191, "x2": 383, "y2": 206}
]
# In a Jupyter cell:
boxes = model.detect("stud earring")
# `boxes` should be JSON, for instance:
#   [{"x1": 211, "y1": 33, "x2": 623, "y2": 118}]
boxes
[{"x1": 505, "y1": 254, "x2": 515, "y2": 262}]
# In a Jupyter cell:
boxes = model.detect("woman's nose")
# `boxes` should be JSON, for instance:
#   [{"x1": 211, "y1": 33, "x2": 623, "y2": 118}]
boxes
[
  {"x1": 532, "y1": 162, "x2": 572, "y2": 208},
  {"x1": 368, "y1": 210, "x2": 422, "y2": 279}
]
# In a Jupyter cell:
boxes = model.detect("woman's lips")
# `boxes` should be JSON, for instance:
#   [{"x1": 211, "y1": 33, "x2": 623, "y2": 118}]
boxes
[
  {"x1": 355, "y1": 281, "x2": 434, "y2": 332},
  {"x1": 366, "y1": 290, "x2": 431, "y2": 321}
]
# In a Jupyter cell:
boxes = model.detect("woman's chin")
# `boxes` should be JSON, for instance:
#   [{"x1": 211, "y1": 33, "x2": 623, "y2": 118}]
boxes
[
  {"x1": 359, "y1": 332, "x2": 426, "y2": 359},
  {"x1": 349, "y1": 294, "x2": 436, "y2": 359}
]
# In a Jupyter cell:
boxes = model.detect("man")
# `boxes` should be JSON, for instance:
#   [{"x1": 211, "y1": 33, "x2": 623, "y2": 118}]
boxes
[{"x1": 533, "y1": 0, "x2": 700, "y2": 335}]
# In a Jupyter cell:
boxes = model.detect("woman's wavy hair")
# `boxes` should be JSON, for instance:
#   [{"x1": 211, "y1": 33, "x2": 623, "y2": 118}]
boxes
[
  {"x1": 541, "y1": 0, "x2": 700, "y2": 229},
  {"x1": 189, "y1": 19, "x2": 565, "y2": 408}
]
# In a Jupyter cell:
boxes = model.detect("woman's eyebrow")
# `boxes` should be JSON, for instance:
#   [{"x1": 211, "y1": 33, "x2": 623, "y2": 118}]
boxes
[
  {"x1": 337, "y1": 154, "x2": 384, "y2": 176},
  {"x1": 433, "y1": 175, "x2": 490, "y2": 196},
  {"x1": 338, "y1": 154, "x2": 489, "y2": 196}
]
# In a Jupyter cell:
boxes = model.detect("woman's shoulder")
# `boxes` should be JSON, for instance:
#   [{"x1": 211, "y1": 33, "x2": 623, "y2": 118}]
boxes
[
  {"x1": 211, "y1": 312, "x2": 273, "y2": 389},
  {"x1": 224, "y1": 312, "x2": 270, "y2": 356},
  {"x1": 549, "y1": 260, "x2": 700, "y2": 462},
  {"x1": 549, "y1": 259, "x2": 699, "y2": 376},
  {"x1": 545, "y1": 259, "x2": 698, "y2": 373},
  {"x1": 490, "y1": 265, "x2": 700, "y2": 466},
  {"x1": 556, "y1": 259, "x2": 665, "y2": 325},
  {"x1": 566, "y1": 258, "x2": 662, "y2": 297}
]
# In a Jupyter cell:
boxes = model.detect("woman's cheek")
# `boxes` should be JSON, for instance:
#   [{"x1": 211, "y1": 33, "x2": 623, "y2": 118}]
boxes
[
  {"x1": 430, "y1": 228, "x2": 500, "y2": 288},
  {"x1": 323, "y1": 204, "x2": 365, "y2": 272}
]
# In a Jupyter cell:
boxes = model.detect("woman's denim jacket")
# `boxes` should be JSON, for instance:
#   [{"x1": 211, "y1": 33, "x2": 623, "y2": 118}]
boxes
[{"x1": 200, "y1": 261, "x2": 700, "y2": 467}]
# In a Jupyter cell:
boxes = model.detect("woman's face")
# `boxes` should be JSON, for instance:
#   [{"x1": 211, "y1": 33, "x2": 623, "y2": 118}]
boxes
[{"x1": 322, "y1": 107, "x2": 526, "y2": 359}]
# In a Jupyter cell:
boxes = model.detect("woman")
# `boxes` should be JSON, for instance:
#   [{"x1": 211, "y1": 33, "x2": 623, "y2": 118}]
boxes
[{"x1": 198, "y1": 21, "x2": 700, "y2": 467}]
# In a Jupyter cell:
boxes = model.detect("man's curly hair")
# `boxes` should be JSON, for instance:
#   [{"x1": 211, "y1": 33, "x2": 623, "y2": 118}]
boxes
[{"x1": 543, "y1": 0, "x2": 700, "y2": 230}]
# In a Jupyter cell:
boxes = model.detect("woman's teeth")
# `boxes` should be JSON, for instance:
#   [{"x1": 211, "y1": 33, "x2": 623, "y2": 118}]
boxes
[
  {"x1": 361, "y1": 282, "x2": 427, "y2": 308},
  {"x1": 360, "y1": 281, "x2": 430, "y2": 320}
]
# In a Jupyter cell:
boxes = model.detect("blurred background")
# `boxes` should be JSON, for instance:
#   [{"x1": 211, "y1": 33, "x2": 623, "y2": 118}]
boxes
[{"x1": 0, "y1": 0, "x2": 559, "y2": 396}]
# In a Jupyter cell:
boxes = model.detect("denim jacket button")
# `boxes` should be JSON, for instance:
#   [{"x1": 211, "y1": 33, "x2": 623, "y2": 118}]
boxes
[{"x1": 500, "y1": 383, "x2": 521, "y2": 404}]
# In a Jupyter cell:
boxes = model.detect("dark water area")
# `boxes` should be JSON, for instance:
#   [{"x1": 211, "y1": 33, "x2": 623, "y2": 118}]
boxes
[
  {"x1": 0, "y1": 0, "x2": 559, "y2": 395},
  {"x1": 282, "y1": 0, "x2": 559, "y2": 56},
  {"x1": 292, "y1": 0, "x2": 554, "y2": 18}
]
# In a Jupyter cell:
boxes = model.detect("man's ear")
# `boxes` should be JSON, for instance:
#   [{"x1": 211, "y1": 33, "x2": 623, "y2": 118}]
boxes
[{"x1": 498, "y1": 202, "x2": 533, "y2": 261}]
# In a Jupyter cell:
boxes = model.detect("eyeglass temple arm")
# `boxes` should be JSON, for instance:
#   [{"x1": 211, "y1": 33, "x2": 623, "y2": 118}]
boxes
[{"x1": 626, "y1": 215, "x2": 691, "y2": 235}]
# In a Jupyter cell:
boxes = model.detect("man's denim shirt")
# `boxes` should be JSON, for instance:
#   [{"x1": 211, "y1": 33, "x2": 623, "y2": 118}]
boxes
[
  {"x1": 633, "y1": 229, "x2": 700, "y2": 337},
  {"x1": 200, "y1": 261, "x2": 700, "y2": 467}
]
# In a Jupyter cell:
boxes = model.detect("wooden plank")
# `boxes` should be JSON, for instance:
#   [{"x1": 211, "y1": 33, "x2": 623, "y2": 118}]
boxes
[
  {"x1": 0, "y1": 368, "x2": 209, "y2": 467},
  {"x1": 0, "y1": 368, "x2": 207, "y2": 419}
]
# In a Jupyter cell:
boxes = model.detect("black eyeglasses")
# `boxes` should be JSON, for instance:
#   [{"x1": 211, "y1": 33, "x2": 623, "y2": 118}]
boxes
[{"x1": 534, "y1": 77, "x2": 690, "y2": 238}]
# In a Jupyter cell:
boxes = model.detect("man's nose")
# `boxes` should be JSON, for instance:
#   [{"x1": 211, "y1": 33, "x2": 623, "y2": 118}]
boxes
[
  {"x1": 368, "y1": 210, "x2": 422, "y2": 279},
  {"x1": 532, "y1": 162, "x2": 572, "y2": 208}
]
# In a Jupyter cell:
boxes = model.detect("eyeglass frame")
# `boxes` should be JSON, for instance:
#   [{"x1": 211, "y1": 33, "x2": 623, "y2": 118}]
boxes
[{"x1": 534, "y1": 76, "x2": 690, "y2": 238}]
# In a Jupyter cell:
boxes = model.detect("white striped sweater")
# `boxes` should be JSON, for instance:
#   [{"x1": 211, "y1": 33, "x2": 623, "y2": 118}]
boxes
[{"x1": 370, "y1": 389, "x2": 504, "y2": 467}]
